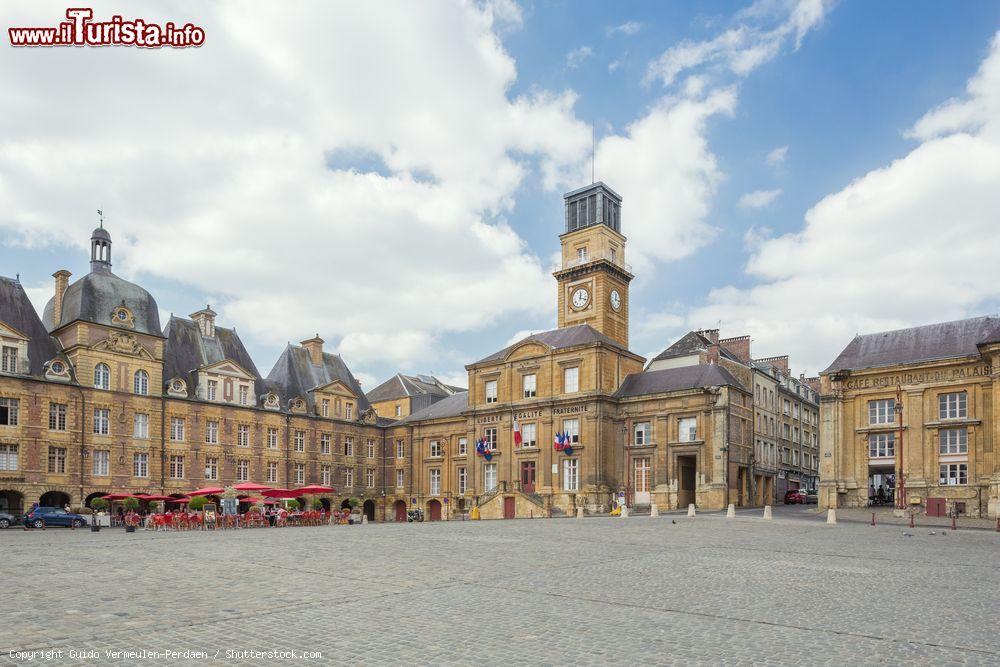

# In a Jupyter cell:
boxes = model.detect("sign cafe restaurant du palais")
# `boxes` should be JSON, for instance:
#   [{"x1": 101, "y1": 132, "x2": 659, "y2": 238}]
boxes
[{"x1": 1, "y1": 181, "x2": 790, "y2": 522}]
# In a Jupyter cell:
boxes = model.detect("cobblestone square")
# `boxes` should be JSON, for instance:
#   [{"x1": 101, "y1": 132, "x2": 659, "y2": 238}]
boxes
[{"x1": 3, "y1": 512, "x2": 1000, "y2": 665}]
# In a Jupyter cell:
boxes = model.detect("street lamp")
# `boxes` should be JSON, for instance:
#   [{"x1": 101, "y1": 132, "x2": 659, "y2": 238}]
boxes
[{"x1": 894, "y1": 386, "x2": 906, "y2": 510}]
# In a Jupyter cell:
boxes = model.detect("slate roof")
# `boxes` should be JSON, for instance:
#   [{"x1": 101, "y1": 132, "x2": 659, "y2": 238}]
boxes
[
  {"x1": 615, "y1": 364, "x2": 745, "y2": 398},
  {"x1": 473, "y1": 324, "x2": 626, "y2": 365},
  {"x1": 824, "y1": 316, "x2": 1000, "y2": 373},
  {"x1": 649, "y1": 331, "x2": 742, "y2": 364},
  {"x1": 0, "y1": 276, "x2": 61, "y2": 377},
  {"x1": 366, "y1": 373, "x2": 464, "y2": 403},
  {"x1": 162, "y1": 316, "x2": 265, "y2": 398},
  {"x1": 43, "y1": 267, "x2": 161, "y2": 336},
  {"x1": 396, "y1": 391, "x2": 468, "y2": 424},
  {"x1": 266, "y1": 344, "x2": 371, "y2": 413}
]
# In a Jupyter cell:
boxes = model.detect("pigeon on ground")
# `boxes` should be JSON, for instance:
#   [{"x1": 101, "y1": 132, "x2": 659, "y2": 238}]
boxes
[
  {"x1": 902, "y1": 532, "x2": 913, "y2": 537},
  {"x1": 929, "y1": 531, "x2": 936, "y2": 535},
  {"x1": 671, "y1": 520, "x2": 677, "y2": 524}
]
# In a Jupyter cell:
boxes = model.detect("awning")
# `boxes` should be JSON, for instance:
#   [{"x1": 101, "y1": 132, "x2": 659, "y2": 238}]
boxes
[{"x1": 188, "y1": 487, "x2": 225, "y2": 497}]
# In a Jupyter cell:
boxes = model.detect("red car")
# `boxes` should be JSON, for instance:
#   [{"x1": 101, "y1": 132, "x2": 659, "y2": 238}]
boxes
[{"x1": 783, "y1": 489, "x2": 805, "y2": 504}]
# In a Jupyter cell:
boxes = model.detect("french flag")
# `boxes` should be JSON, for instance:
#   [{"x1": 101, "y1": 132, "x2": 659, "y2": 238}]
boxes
[{"x1": 513, "y1": 417, "x2": 522, "y2": 446}]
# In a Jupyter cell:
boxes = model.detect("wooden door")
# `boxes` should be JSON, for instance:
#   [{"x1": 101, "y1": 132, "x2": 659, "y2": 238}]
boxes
[
  {"x1": 394, "y1": 500, "x2": 407, "y2": 522},
  {"x1": 633, "y1": 457, "x2": 651, "y2": 505},
  {"x1": 520, "y1": 461, "x2": 536, "y2": 493},
  {"x1": 428, "y1": 499, "x2": 441, "y2": 521},
  {"x1": 503, "y1": 496, "x2": 515, "y2": 519}
]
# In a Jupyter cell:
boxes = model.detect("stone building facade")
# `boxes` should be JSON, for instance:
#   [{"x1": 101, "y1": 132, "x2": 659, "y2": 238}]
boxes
[{"x1": 820, "y1": 316, "x2": 1000, "y2": 518}]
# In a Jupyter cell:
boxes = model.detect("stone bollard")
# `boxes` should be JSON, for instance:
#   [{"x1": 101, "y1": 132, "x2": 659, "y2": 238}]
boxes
[
  {"x1": 576, "y1": 507, "x2": 585, "y2": 519},
  {"x1": 763, "y1": 505, "x2": 772, "y2": 520},
  {"x1": 650, "y1": 504, "x2": 659, "y2": 518},
  {"x1": 726, "y1": 504, "x2": 736, "y2": 519},
  {"x1": 687, "y1": 504, "x2": 696, "y2": 517},
  {"x1": 826, "y1": 508, "x2": 837, "y2": 524},
  {"x1": 621, "y1": 506, "x2": 629, "y2": 518},
  {"x1": 361, "y1": 515, "x2": 368, "y2": 525}
]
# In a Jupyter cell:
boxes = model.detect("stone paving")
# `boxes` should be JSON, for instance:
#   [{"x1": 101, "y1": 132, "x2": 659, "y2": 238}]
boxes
[{"x1": 3, "y1": 511, "x2": 1000, "y2": 666}]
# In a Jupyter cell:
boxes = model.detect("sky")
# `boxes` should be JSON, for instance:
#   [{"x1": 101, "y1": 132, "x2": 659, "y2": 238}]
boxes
[{"x1": 2, "y1": 0, "x2": 1000, "y2": 391}]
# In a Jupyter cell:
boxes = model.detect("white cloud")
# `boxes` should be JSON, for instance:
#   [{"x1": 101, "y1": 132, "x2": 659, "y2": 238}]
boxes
[
  {"x1": 0, "y1": 2, "x2": 592, "y2": 377},
  {"x1": 738, "y1": 188, "x2": 782, "y2": 209},
  {"x1": 684, "y1": 30, "x2": 1000, "y2": 375},
  {"x1": 765, "y1": 145, "x2": 788, "y2": 166},
  {"x1": 645, "y1": 0, "x2": 831, "y2": 87},
  {"x1": 607, "y1": 21, "x2": 643, "y2": 37},
  {"x1": 608, "y1": 60, "x2": 622, "y2": 73},
  {"x1": 566, "y1": 46, "x2": 594, "y2": 68}
]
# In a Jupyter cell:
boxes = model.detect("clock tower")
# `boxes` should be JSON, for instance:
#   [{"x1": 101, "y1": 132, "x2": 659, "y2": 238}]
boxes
[{"x1": 553, "y1": 182, "x2": 633, "y2": 348}]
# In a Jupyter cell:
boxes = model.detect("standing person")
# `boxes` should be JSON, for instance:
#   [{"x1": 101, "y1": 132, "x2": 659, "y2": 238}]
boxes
[{"x1": 876, "y1": 485, "x2": 885, "y2": 504}]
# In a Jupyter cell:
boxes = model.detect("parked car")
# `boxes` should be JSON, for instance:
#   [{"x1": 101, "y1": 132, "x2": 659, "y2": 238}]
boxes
[
  {"x1": 24, "y1": 506, "x2": 88, "y2": 528},
  {"x1": 783, "y1": 489, "x2": 805, "y2": 504},
  {"x1": 803, "y1": 489, "x2": 819, "y2": 504},
  {"x1": 0, "y1": 511, "x2": 17, "y2": 529}
]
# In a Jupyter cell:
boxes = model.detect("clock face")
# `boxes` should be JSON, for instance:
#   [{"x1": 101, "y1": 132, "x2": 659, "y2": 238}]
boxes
[
  {"x1": 571, "y1": 288, "x2": 589, "y2": 309},
  {"x1": 610, "y1": 290, "x2": 622, "y2": 312}
]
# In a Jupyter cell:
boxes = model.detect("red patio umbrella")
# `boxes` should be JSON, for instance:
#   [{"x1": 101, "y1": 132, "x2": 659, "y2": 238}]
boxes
[
  {"x1": 165, "y1": 496, "x2": 191, "y2": 504},
  {"x1": 188, "y1": 486, "x2": 225, "y2": 497},
  {"x1": 101, "y1": 493, "x2": 134, "y2": 500},
  {"x1": 294, "y1": 485, "x2": 336, "y2": 494},
  {"x1": 261, "y1": 488, "x2": 302, "y2": 498},
  {"x1": 233, "y1": 482, "x2": 272, "y2": 492},
  {"x1": 141, "y1": 495, "x2": 174, "y2": 502}
]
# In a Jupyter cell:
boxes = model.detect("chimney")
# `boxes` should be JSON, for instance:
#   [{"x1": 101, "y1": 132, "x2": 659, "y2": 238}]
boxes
[
  {"x1": 301, "y1": 334, "x2": 324, "y2": 365},
  {"x1": 698, "y1": 328, "x2": 720, "y2": 344},
  {"x1": 190, "y1": 305, "x2": 217, "y2": 338},
  {"x1": 52, "y1": 270, "x2": 71, "y2": 327},
  {"x1": 719, "y1": 335, "x2": 751, "y2": 364}
]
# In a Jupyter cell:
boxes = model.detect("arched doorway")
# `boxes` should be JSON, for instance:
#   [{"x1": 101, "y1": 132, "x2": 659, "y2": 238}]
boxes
[
  {"x1": 427, "y1": 499, "x2": 442, "y2": 521},
  {"x1": 319, "y1": 498, "x2": 331, "y2": 512},
  {"x1": 0, "y1": 490, "x2": 23, "y2": 514},
  {"x1": 394, "y1": 500, "x2": 407, "y2": 522},
  {"x1": 84, "y1": 492, "x2": 106, "y2": 509},
  {"x1": 340, "y1": 499, "x2": 352, "y2": 511},
  {"x1": 40, "y1": 491, "x2": 71, "y2": 509},
  {"x1": 362, "y1": 499, "x2": 375, "y2": 522}
]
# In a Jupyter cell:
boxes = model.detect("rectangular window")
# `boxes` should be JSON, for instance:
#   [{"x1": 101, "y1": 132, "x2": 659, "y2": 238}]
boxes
[
  {"x1": 1, "y1": 345, "x2": 17, "y2": 373},
  {"x1": 939, "y1": 392, "x2": 967, "y2": 420},
  {"x1": 294, "y1": 430, "x2": 305, "y2": 452},
  {"x1": 169, "y1": 455, "x2": 184, "y2": 479},
  {"x1": 237, "y1": 424, "x2": 250, "y2": 447},
  {"x1": 521, "y1": 423, "x2": 537, "y2": 448},
  {"x1": 0, "y1": 443, "x2": 18, "y2": 471},
  {"x1": 205, "y1": 456, "x2": 218, "y2": 480},
  {"x1": 485, "y1": 379, "x2": 498, "y2": 404},
  {"x1": 345, "y1": 403, "x2": 353, "y2": 420},
  {"x1": 49, "y1": 447, "x2": 67, "y2": 473},
  {"x1": 320, "y1": 433, "x2": 331, "y2": 455},
  {"x1": 484, "y1": 462, "x2": 497, "y2": 491},
  {"x1": 367, "y1": 439, "x2": 376, "y2": 458},
  {"x1": 49, "y1": 403, "x2": 67, "y2": 431},
  {"x1": 345, "y1": 437, "x2": 354, "y2": 457},
  {"x1": 483, "y1": 427, "x2": 497, "y2": 450},
  {"x1": 564, "y1": 367, "x2": 579, "y2": 393},
  {"x1": 396, "y1": 468, "x2": 404, "y2": 488},
  {"x1": 366, "y1": 467, "x2": 375, "y2": 488},
  {"x1": 458, "y1": 466, "x2": 467, "y2": 494},
  {"x1": 679, "y1": 418, "x2": 697, "y2": 442},
  {"x1": 430, "y1": 440, "x2": 443, "y2": 457},
  {"x1": 430, "y1": 469, "x2": 441, "y2": 495},
  {"x1": 634, "y1": 422, "x2": 651, "y2": 446},
  {"x1": 294, "y1": 463, "x2": 305, "y2": 485},
  {"x1": 344, "y1": 467, "x2": 354, "y2": 487},
  {"x1": 940, "y1": 463, "x2": 968, "y2": 486},
  {"x1": 170, "y1": 417, "x2": 185, "y2": 441},
  {"x1": 563, "y1": 458, "x2": 579, "y2": 491},
  {"x1": 939, "y1": 427, "x2": 968, "y2": 454},
  {"x1": 92, "y1": 449, "x2": 110, "y2": 476},
  {"x1": 523, "y1": 374, "x2": 536, "y2": 398},
  {"x1": 793, "y1": 403, "x2": 800, "y2": 419},
  {"x1": 133, "y1": 452, "x2": 148, "y2": 478},
  {"x1": 93, "y1": 407, "x2": 110, "y2": 435},
  {"x1": 396, "y1": 439, "x2": 405, "y2": 458},
  {"x1": 868, "y1": 399, "x2": 895, "y2": 425},
  {"x1": 395, "y1": 405, "x2": 402, "y2": 417},
  {"x1": 267, "y1": 461, "x2": 278, "y2": 483},
  {"x1": 267, "y1": 427, "x2": 278, "y2": 449},
  {"x1": 0, "y1": 397, "x2": 19, "y2": 426},
  {"x1": 563, "y1": 418, "x2": 580, "y2": 444},
  {"x1": 239, "y1": 385, "x2": 249, "y2": 406},
  {"x1": 322, "y1": 398, "x2": 330, "y2": 417},
  {"x1": 868, "y1": 432, "x2": 895, "y2": 458},
  {"x1": 207, "y1": 380, "x2": 217, "y2": 401},
  {"x1": 577, "y1": 247, "x2": 588, "y2": 263},
  {"x1": 236, "y1": 459, "x2": 249, "y2": 482},
  {"x1": 321, "y1": 465, "x2": 331, "y2": 486},
  {"x1": 458, "y1": 437, "x2": 468, "y2": 455},
  {"x1": 205, "y1": 419, "x2": 219, "y2": 444}
]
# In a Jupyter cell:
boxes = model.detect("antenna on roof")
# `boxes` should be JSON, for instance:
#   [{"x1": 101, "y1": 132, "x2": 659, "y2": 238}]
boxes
[
  {"x1": 15, "y1": 273, "x2": 19, "y2": 282},
  {"x1": 97, "y1": 208, "x2": 103, "y2": 228}
]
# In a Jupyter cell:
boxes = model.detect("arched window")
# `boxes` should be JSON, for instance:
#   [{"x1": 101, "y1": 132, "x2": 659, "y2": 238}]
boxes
[
  {"x1": 134, "y1": 369, "x2": 149, "y2": 395},
  {"x1": 94, "y1": 363, "x2": 110, "y2": 390}
]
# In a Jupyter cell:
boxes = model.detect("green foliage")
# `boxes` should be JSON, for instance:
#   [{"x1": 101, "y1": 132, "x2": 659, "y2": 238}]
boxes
[
  {"x1": 188, "y1": 496, "x2": 208, "y2": 511},
  {"x1": 122, "y1": 496, "x2": 140, "y2": 511},
  {"x1": 312, "y1": 500, "x2": 324, "y2": 510},
  {"x1": 89, "y1": 498, "x2": 108, "y2": 511},
  {"x1": 348, "y1": 496, "x2": 361, "y2": 509},
  {"x1": 285, "y1": 498, "x2": 301, "y2": 510}
]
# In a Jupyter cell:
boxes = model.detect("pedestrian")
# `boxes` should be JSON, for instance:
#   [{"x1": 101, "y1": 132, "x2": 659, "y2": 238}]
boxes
[{"x1": 876, "y1": 485, "x2": 885, "y2": 504}]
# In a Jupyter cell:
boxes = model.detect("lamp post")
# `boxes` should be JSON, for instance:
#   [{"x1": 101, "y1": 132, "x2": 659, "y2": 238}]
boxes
[{"x1": 895, "y1": 386, "x2": 906, "y2": 510}]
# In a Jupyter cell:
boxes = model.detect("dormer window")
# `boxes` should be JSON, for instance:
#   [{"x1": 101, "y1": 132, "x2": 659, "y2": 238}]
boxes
[
  {"x1": 322, "y1": 398, "x2": 330, "y2": 417},
  {"x1": 94, "y1": 363, "x2": 110, "y2": 390},
  {"x1": 1, "y1": 346, "x2": 17, "y2": 373},
  {"x1": 345, "y1": 403, "x2": 353, "y2": 420},
  {"x1": 50, "y1": 361, "x2": 65, "y2": 375},
  {"x1": 239, "y1": 385, "x2": 249, "y2": 406},
  {"x1": 207, "y1": 380, "x2": 217, "y2": 401}
]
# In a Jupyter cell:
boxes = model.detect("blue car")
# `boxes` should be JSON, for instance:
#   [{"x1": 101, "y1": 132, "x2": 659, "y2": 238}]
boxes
[{"x1": 25, "y1": 506, "x2": 87, "y2": 528}]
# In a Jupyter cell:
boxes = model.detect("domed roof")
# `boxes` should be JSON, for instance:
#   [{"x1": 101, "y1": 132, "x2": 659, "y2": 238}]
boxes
[
  {"x1": 43, "y1": 270, "x2": 161, "y2": 336},
  {"x1": 91, "y1": 226, "x2": 111, "y2": 241}
]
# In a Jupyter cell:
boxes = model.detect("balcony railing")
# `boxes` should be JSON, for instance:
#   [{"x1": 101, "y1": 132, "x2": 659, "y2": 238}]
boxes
[{"x1": 561, "y1": 251, "x2": 632, "y2": 273}]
